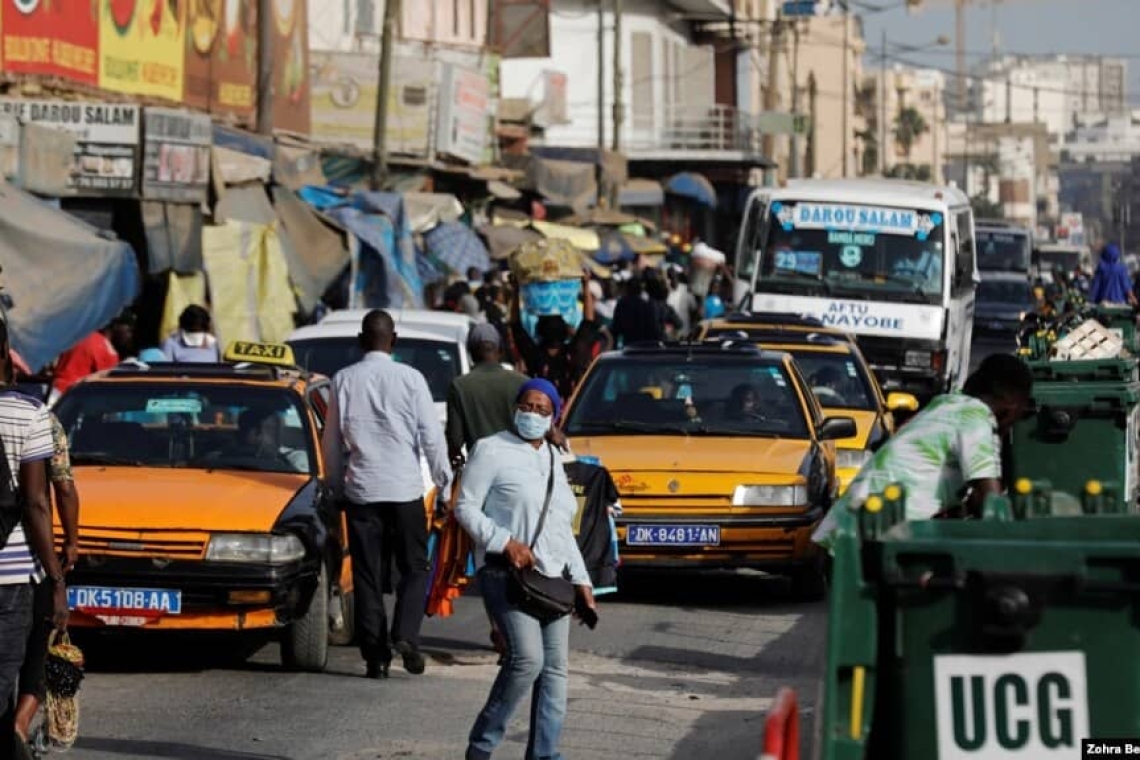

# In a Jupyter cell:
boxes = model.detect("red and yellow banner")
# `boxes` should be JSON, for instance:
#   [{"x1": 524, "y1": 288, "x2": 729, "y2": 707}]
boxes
[
  {"x1": 184, "y1": 0, "x2": 256, "y2": 121},
  {"x1": 98, "y1": 0, "x2": 186, "y2": 101},
  {"x1": 1, "y1": 0, "x2": 100, "y2": 86}
]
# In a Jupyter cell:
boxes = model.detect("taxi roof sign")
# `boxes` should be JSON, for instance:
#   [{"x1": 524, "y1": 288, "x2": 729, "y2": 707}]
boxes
[{"x1": 224, "y1": 341, "x2": 296, "y2": 368}]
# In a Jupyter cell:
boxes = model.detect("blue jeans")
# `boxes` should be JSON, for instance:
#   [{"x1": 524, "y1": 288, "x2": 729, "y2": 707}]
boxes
[{"x1": 466, "y1": 567, "x2": 570, "y2": 760}]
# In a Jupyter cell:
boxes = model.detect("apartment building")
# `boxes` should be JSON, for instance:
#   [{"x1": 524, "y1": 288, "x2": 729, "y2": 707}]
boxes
[{"x1": 861, "y1": 65, "x2": 947, "y2": 183}]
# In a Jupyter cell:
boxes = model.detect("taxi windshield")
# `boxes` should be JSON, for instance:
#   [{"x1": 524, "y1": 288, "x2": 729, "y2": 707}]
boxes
[
  {"x1": 54, "y1": 383, "x2": 314, "y2": 475},
  {"x1": 758, "y1": 201, "x2": 946, "y2": 301},
  {"x1": 564, "y1": 358, "x2": 809, "y2": 438},
  {"x1": 288, "y1": 337, "x2": 460, "y2": 402},
  {"x1": 788, "y1": 351, "x2": 876, "y2": 411}
]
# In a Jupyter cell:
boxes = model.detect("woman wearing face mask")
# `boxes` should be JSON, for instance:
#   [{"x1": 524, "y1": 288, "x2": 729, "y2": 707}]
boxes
[
  {"x1": 161, "y1": 304, "x2": 221, "y2": 363},
  {"x1": 454, "y1": 378, "x2": 597, "y2": 760}
]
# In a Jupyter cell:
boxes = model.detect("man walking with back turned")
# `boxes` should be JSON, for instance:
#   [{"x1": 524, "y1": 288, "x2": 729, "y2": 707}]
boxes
[{"x1": 322, "y1": 310, "x2": 451, "y2": 679}]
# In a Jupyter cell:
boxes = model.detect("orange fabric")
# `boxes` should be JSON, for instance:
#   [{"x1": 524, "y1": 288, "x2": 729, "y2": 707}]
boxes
[{"x1": 425, "y1": 476, "x2": 475, "y2": 618}]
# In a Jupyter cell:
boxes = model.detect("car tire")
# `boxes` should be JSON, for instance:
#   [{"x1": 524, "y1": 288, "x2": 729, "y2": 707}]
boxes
[
  {"x1": 282, "y1": 563, "x2": 330, "y2": 672},
  {"x1": 790, "y1": 556, "x2": 828, "y2": 602},
  {"x1": 328, "y1": 585, "x2": 355, "y2": 647}
]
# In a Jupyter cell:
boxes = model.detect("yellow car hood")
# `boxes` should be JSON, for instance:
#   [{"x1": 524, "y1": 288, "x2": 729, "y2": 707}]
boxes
[{"x1": 73, "y1": 467, "x2": 310, "y2": 532}]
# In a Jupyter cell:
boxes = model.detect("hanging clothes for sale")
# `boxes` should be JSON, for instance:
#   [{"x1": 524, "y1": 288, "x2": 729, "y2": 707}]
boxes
[
  {"x1": 564, "y1": 455, "x2": 621, "y2": 594},
  {"x1": 425, "y1": 475, "x2": 475, "y2": 619}
]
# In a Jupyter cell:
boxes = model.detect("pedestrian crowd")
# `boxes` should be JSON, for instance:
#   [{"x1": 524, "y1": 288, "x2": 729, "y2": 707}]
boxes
[{"x1": 0, "y1": 249, "x2": 740, "y2": 759}]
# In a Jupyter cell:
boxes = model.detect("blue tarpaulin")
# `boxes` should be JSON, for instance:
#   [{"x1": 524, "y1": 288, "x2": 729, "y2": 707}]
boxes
[
  {"x1": 666, "y1": 172, "x2": 719, "y2": 209},
  {"x1": 0, "y1": 181, "x2": 139, "y2": 370},
  {"x1": 423, "y1": 222, "x2": 491, "y2": 275},
  {"x1": 298, "y1": 186, "x2": 425, "y2": 309}
]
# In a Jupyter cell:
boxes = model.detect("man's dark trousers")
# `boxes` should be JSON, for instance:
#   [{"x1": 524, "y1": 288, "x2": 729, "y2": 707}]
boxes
[
  {"x1": 344, "y1": 498, "x2": 429, "y2": 666},
  {"x1": 0, "y1": 583, "x2": 33, "y2": 760}
]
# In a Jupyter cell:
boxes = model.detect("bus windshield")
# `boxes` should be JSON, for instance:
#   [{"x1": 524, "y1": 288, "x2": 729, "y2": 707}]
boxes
[
  {"x1": 755, "y1": 201, "x2": 947, "y2": 302},
  {"x1": 976, "y1": 229, "x2": 1030, "y2": 273}
]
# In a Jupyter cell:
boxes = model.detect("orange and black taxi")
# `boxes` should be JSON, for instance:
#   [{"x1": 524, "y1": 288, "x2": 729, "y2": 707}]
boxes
[
  {"x1": 51, "y1": 342, "x2": 351, "y2": 671},
  {"x1": 696, "y1": 312, "x2": 919, "y2": 492},
  {"x1": 561, "y1": 339, "x2": 856, "y2": 599}
]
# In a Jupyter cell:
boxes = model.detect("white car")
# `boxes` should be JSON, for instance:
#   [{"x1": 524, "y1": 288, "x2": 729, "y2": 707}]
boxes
[
  {"x1": 316, "y1": 309, "x2": 476, "y2": 354},
  {"x1": 287, "y1": 313, "x2": 472, "y2": 424}
]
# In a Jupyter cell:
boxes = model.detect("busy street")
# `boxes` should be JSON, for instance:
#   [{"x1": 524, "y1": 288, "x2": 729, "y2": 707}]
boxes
[{"x1": 2, "y1": 0, "x2": 1140, "y2": 758}]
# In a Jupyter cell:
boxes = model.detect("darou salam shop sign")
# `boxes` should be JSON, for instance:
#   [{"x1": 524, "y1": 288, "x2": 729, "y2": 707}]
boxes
[{"x1": 0, "y1": 99, "x2": 140, "y2": 197}]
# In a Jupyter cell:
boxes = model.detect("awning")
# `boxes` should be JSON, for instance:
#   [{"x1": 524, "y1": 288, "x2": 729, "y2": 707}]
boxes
[
  {"x1": 666, "y1": 172, "x2": 718, "y2": 209},
  {"x1": 141, "y1": 201, "x2": 203, "y2": 274},
  {"x1": 531, "y1": 221, "x2": 600, "y2": 251},
  {"x1": 423, "y1": 222, "x2": 491, "y2": 275},
  {"x1": 478, "y1": 224, "x2": 543, "y2": 261},
  {"x1": 0, "y1": 180, "x2": 140, "y2": 371},
  {"x1": 272, "y1": 186, "x2": 351, "y2": 312},
  {"x1": 619, "y1": 179, "x2": 664, "y2": 207},
  {"x1": 529, "y1": 156, "x2": 596, "y2": 211}
]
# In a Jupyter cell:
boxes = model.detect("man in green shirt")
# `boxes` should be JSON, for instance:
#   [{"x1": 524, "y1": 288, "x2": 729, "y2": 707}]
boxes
[{"x1": 446, "y1": 324, "x2": 528, "y2": 467}]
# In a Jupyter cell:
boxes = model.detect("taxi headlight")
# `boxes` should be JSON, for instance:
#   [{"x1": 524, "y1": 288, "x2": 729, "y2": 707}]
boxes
[
  {"x1": 835, "y1": 449, "x2": 873, "y2": 470},
  {"x1": 904, "y1": 350, "x2": 932, "y2": 368},
  {"x1": 205, "y1": 533, "x2": 306, "y2": 564},
  {"x1": 732, "y1": 485, "x2": 807, "y2": 507}
]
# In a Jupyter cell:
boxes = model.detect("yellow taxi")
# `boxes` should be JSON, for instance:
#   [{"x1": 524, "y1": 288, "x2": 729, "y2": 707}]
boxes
[
  {"x1": 52, "y1": 342, "x2": 352, "y2": 671},
  {"x1": 561, "y1": 340, "x2": 856, "y2": 599},
  {"x1": 696, "y1": 313, "x2": 919, "y2": 491}
]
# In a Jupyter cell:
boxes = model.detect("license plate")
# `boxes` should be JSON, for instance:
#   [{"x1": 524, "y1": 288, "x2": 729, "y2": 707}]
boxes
[
  {"x1": 625, "y1": 524, "x2": 720, "y2": 546},
  {"x1": 68, "y1": 586, "x2": 182, "y2": 615},
  {"x1": 933, "y1": 651, "x2": 1088, "y2": 759}
]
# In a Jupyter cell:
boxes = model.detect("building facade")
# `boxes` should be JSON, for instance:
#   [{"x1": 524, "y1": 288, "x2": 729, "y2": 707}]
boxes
[{"x1": 862, "y1": 65, "x2": 946, "y2": 183}]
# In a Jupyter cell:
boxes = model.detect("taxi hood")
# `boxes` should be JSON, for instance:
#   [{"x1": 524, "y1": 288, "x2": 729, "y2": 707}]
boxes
[
  {"x1": 571, "y1": 435, "x2": 812, "y2": 475},
  {"x1": 74, "y1": 467, "x2": 312, "y2": 532}
]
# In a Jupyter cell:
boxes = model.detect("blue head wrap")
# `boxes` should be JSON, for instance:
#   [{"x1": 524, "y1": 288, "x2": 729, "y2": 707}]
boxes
[
  {"x1": 517, "y1": 377, "x2": 562, "y2": 421},
  {"x1": 139, "y1": 348, "x2": 168, "y2": 364}
]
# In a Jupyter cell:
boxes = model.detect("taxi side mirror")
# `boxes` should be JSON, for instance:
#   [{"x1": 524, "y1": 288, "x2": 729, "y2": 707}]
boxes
[
  {"x1": 886, "y1": 392, "x2": 920, "y2": 413},
  {"x1": 818, "y1": 416, "x2": 857, "y2": 442}
]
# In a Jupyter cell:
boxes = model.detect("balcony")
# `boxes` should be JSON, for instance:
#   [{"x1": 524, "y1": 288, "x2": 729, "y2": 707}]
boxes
[{"x1": 544, "y1": 103, "x2": 771, "y2": 164}]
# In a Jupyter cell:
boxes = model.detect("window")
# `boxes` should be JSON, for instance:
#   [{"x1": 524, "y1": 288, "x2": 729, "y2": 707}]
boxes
[
  {"x1": 564, "y1": 359, "x2": 810, "y2": 439},
  {"x1": 790, "y1": 351, "x2": 877, "y2": 411},
  {"x1": 54, "y1": 384, "x2": 315, "y2": 475},
  {"x1": 289, "y1": 337, "x2": 461, "y2": 403}
]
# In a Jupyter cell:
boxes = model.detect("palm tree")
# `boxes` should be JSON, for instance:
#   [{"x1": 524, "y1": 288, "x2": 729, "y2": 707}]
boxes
[{"x1": 894, "y1": 107, "x2": 928, "y2": 160}]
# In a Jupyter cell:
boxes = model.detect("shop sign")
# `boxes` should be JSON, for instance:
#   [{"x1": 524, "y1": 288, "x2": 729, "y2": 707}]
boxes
[
  {"x1": 142, "y1": 108, "x2": 211, "y2": 203},
  {"x1": 437, "y1": 63, "x2": 489, "y2": 165},
  {"x1": 184, "y1": 0, "x2": 257, "y2": 121},
  {"x1": 270, "y1": 0, "x2": 310, "y2": 133},
  {"x1": 0, "y1": 99, "x2": 140, "y2": 196},
  {"x1": 309, "y1": 50, "x2": 431, "y2": 157}
]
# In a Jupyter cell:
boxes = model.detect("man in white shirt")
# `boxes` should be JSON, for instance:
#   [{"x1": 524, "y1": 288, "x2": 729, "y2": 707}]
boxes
[{"x1": 322, "y1": 310, "x2": 451, "y2": 679}]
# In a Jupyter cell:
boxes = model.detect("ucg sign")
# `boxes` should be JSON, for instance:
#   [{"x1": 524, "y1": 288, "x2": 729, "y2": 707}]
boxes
[{"x1": 934, "y1": 652, "x2": 1089, "y2": 759}]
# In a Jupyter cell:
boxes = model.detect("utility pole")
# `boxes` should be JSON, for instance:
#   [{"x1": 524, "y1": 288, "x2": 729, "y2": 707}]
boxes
[
  {"x1": 789, "y1": 21, "x2": 801, "y2": 178},
  {"x1": 807, "y1": 72, "x2": 817, "y2": 177},
  {"x1": 762, "y1": 19, "x2": 782, "y2": 186},
  {"x1": 841, "y1": 4, "x2": 850, "y2": 177},
  {"x1": 597, "y1": 1, "x2": 605, "y2": 153},
  {"x1": 371, "y1": 0, "x2": 401, "y2": 191},
  {"x1": 1033, "y1": 85, "x2": 1040, "y2": 125},
  {"x1": 612, "y1": 0, "x2": 622, "y2": 153},
  {"x1": 879, "y1": 28, "x2": 887, "y2": 176},
  {"x1": 256, "y1": 0, "x2": 273, "y2": 134}
]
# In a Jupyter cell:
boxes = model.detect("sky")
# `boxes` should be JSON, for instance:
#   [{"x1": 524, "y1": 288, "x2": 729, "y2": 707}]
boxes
[{"x1": 857, "y1": 0, "x2": 1140, "y2": 105}]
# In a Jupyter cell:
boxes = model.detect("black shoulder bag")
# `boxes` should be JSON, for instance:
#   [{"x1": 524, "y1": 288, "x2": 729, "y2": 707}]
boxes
[{"x1": 507, "y1": 445, "x2": 576, "y2": 621}]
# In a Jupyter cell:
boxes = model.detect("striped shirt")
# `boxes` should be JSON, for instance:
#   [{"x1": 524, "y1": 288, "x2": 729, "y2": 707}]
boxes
[{"x1": 0, "y1": 391, "x2": 54, "y2": 585}]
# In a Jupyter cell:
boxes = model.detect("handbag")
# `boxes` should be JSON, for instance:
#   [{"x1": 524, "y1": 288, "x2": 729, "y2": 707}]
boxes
[{"x1": 507, "y1": 445, "x2": 576, "y2": 621}]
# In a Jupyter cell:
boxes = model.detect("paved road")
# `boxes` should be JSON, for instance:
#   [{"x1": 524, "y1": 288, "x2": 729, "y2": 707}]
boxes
[{"x1": 63, "y1": 572, "x2": 825, "y2": 760}]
